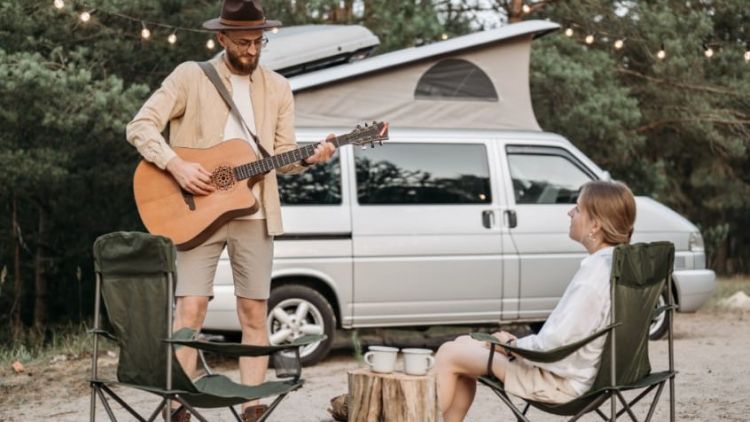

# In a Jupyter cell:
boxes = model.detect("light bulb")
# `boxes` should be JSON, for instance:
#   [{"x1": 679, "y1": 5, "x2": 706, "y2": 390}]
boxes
[
  {"x1": 271, "y1": 27, "x2": 279, "y2": 34},
  {"x1": 80, "y1": 11, "x2": 91, "y2": 22},
  {"x1": 441, "y1": 33, "x2": 448, "y2": 40},
  {"x1": 704, "y1": 47, "x2": 714, "y2": 58},
  {"x1": 614, "y1": 39, "x2": 624, "y2": 49},
  {"x1": 141, "y1": 28, "x2": 151, "y2": 40},
  {"x1": 53, "y1": 0, "x2": 64, "y2": 9},
  {"x1": 167, "y1": 33, "x2": 177, "y2": 44},
  {"x1": 745, "y1": 51, "x2": 750, "y2": 62},
  {"x1": 564, "y1": 27, "x2": 573, "y2": 37},
  {"x1": 657, "y1": 49, "x2": 666, "y2": 60},
  {"x1": 585, "y1": 34, "x2": 595, "y2": 45},
  {"x1": 522, "y1": 4, "x2": 531, "y2": 13},
  {"x1": 206, "y1": 39, "x2": 216, "y2": 50}
]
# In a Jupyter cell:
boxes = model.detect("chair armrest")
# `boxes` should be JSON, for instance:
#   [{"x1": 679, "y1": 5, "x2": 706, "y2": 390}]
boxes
[
  {"x1": 471, "y1": 322, "x2": 621, "y2": 364},
  {"x1": 653, "y1": 304, "x2": 677, "y2": 319},
  {"x1": 165, "y1": 328, "x2": 326, "y2": 357}
]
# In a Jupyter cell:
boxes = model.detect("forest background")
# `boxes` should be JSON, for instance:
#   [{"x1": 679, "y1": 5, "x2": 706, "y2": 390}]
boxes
[{"x1": 1, "y1": 0, "x2": 748, "y2": 347}]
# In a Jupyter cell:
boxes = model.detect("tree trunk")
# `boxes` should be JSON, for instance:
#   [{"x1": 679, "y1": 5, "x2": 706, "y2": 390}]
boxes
[
  {"x1": 33, "y1": 207, "x2": 49, "y2": 333},
  {"x1": 10, "y1": 195, "x2": 23, "y2": 340},
  {"x1": 507, "y1": 0, "x2": 524, "y2": 23},
  {"x1": 348, "y1": 368, "x2": 439, "y2": 422}
]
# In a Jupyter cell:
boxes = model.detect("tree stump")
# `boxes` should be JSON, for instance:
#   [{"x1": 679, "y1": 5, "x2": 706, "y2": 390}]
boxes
[{"x1": 347, "y1": 368, "x2": 440, "y2": 422}]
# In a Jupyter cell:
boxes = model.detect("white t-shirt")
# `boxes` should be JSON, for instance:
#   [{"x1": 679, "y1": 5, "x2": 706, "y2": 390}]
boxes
[
  {"x1": 223, "y1": 73, "x2": 264, "y2": 219},
  {"x1": 514, "y1": 246, "x2": 614, "y2": 395}
]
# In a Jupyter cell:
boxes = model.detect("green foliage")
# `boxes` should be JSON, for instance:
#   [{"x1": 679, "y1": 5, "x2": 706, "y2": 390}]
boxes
[{"x1": 529, "y1": 0, "x2": 750, "y2": 273}]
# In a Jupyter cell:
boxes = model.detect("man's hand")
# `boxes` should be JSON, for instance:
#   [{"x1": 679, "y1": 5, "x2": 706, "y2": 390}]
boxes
[
  {"x1": 166, "y1": 156, "x2": 216, "y2": 195},
  {"x1": 485, "y1": 330, "x2": 518, "y2": 355},
  {"x1": 303, "y1": 134, "x2": 337, "y2": 165}
]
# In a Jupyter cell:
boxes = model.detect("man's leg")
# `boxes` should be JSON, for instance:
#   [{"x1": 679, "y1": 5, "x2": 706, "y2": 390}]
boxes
[
  {"x1": 174, "y1": 296, "x2": 210, "y2": 378},
  {"x1": 237, "y1": 297, "x2": 269, "y2": 411}
]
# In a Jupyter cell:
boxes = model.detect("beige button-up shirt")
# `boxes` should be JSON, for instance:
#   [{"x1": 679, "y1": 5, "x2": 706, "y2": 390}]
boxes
[{"x1": 126, "y1": 55, "x2": 307, "y2": 236}]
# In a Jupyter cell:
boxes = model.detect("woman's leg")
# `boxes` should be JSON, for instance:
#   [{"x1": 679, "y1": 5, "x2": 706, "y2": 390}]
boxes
[{"x1": 435, "y1": 335, "x2": 511, "y2": 422}]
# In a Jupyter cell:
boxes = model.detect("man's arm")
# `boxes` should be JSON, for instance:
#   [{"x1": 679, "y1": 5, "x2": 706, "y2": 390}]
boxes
[{"x1": 126, "y1": 62, "x2": 214, "y2": 195}]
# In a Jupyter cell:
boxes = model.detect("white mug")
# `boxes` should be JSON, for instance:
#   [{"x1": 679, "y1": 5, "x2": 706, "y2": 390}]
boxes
[
  {"x1": 364, "y1": 346, "x2": 399, "y2": 374},
  {"x1": 402, "y1": 348, "x2": 435, "y2": 376}
]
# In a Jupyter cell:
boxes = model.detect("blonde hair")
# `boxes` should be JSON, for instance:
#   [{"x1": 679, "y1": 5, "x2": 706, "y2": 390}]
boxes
[{"x1": 579, "y1": 181, "x2": 636, "y2": 245}]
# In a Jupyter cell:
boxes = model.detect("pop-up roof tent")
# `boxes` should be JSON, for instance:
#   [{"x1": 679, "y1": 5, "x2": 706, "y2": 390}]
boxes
[{"x1": 286, "y1": 20, "x2": 559, "y2": 131}]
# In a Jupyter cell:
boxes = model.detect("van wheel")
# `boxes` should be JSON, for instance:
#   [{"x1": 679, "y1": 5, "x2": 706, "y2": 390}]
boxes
[
  {"x1": 267, "y1": 284, "x2": 336, "y2": 366},
  {"x1": 649, "y1": 291, "x2": 670, "y2": 340}
]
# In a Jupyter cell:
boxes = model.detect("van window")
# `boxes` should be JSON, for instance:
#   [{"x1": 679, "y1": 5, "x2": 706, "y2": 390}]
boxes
[
  {"x1": 355, "y1": 143, "x2": 491, "y2": 204},
  {"x1": 278, "y1": 145, "x2": 341, "y2": 205},
  {"x1": 506, "y1": 146, "x2": 593, "y2": 204},
  {"x1": 414, "y1": 59, "x2": 498, "y2": 102}
]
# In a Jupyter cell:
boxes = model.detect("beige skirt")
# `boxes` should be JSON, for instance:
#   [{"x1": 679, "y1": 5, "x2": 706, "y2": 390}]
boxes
[{"x1": 503, "y1": 358, "x2": 579, "y2": 404}]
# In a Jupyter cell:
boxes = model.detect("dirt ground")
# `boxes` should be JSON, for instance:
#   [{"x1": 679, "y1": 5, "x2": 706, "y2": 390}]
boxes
[{"x1": 1, "y1": 309, "x2": 749, "y2": 421}]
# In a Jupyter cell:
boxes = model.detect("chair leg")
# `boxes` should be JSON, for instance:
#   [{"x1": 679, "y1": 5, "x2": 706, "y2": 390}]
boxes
[
  {"x1": 94, "y1": 386, "x2": 119, "y2": 422},
  {"x1": 615, "y1": 391, "x2": 639, "y2": 422},
  {"x1": 229, "y1": 405, "x2": 242, "y2": 422},
  {"x1": 145, "y1": 398, "x2": 169, "y2": 422},
  {"x1": 257, "y1": 392, "x2": 291, "y2": 422},
  {"x1": 644, "y1": 383, "x2": 666, "y2": 422},
  {"x1": 174, "y1": 397, "x2": 209, "y2": 422},
  {"x1": 490, "y1": 390, "x2": 531, "y2": 422},
  {"x1": 90, "y1": 383, "x2": 99, "y2": 422},
  {"x1": 568, "y1": 394, "x2": 609, "y2": 422},
  {"x1": 99, "y1": 384, "x2": 148, "y2": 422}
]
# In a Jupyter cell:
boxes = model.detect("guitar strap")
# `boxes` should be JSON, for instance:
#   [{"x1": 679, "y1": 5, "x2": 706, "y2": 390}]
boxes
[{"x1": 198, "y1": 61, "x2": 271, "y2": 159}]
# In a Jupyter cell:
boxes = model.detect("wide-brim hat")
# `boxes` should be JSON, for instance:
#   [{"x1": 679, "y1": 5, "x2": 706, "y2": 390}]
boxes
[{"x1": 203, "y1": 0, "x2": 281, "y2": 31}]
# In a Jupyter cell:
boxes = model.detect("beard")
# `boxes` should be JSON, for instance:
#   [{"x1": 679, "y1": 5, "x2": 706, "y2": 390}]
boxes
[{"x1": 225, "y1": 49, "x2": 260, "y2": 75}]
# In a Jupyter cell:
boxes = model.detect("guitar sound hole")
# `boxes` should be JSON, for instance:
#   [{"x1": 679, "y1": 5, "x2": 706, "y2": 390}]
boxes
[{"x1": 212, "y1": 166, "x2": 235, "y2": 191}]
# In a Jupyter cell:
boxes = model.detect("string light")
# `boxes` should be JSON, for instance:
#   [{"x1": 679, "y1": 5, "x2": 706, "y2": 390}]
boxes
[
  {"x1": 703, "y1": 44, "x2": 714, "y2": 58},
  {"x1": 53, "y1": 0, "x2": 64, "y2": 9},
  {"x1": 521, "y1": 4, "x2": 531, "y2": 14},
  {"x1": 271, "y1": 27, "x2": 279, "y2": 34},
  {"x1": 564, "y1": 27, "x2": 574, "y2": 37},
  {"x1": 140, "y1": 23, "x2": 151, "y2": 40},
  {"x1": 657, "y1": 44, "x2": 666, "y2": 60},
  {"x1": 206, "y1": 39, "x2": 216, "y2": 50},
  {"x1": 79, "y1": 11, "x2": 91, "y2": 22},
  {"x1": 745, "y1": 51, "x2": 750, "y2": 62},
  {"x1": 585, "y1": 34, "x2": 595, "y2": 45},
  {"x1": 614, "y1": 39, "x2": 624, "y2": 49},
  {"x1": 441, "y1": 33, "x2": 449, "y2": 40},
  {"x1": 167, "y1": 32, "x2": 177, "y2": 44}
]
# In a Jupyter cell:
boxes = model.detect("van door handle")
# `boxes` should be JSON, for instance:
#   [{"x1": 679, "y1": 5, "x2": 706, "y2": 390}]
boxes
[
  {"x1": 482, "y1": 210, "x2": 495, "y2": 228},
  {"x1": 505, "y1": 210, "x2": 517, "y2": 228}
]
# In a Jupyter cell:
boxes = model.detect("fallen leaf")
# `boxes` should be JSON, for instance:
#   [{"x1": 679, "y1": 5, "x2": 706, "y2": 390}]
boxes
[{"x1": 11, "y1": 361, "x2": 25, "y2": 373}]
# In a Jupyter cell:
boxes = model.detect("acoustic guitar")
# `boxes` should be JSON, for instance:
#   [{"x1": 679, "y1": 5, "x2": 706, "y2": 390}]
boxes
[{"x1": 133, "y1": 122, "x2": 389, "y2": 251}]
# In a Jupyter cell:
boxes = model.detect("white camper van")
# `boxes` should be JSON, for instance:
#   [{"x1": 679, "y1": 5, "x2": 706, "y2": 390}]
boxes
[{"x1": 202, "y1": 21, "x2": 715, "y2": 365}]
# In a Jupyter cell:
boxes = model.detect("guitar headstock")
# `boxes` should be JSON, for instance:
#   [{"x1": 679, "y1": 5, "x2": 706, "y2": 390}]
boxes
[{"x1": 348, "y1": 121, "x2": 389, "y2": 149}]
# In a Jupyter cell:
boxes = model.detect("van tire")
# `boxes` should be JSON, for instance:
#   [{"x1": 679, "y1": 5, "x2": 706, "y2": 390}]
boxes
[
  {"x1": 267, "y1": 284, "x2": 336, "y2": 366},
  {"x1": 649, "y1": 290, "x2": 670, "y2": 340}
]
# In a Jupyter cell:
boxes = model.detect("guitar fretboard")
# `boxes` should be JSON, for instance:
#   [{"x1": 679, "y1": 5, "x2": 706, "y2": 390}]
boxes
[{"x1": 232, "y1": 131, "x2": 366, "y2": 180}]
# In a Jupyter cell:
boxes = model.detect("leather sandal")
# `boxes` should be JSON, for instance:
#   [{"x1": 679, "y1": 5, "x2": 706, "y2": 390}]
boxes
[{"x1": 241, "y1": 404, "x2": 269, "y2": 422}]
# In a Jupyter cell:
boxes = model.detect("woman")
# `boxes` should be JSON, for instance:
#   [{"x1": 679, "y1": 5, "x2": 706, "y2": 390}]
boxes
[{"x1": 435, "y1": 180, "x2": 637, "y2": 422}]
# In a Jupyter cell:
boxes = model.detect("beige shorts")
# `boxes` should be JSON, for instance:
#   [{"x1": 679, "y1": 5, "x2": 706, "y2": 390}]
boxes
[
  {"x1": 175, "y1": 219, "x2": 273, "y2": 299},
  {"x1": 503, "y1": 359, "x2": 579, "y2": 404}
]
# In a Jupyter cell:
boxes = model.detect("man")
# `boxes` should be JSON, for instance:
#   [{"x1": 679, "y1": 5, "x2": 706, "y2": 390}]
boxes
[{"x1": 126, "y1": 1, "x2": 335, "y2": 421}]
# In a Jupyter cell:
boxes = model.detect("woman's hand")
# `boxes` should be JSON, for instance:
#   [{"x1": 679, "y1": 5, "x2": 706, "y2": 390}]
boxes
[{"x1": 485, "y1": 331, "x2": 517, "y2": 355}]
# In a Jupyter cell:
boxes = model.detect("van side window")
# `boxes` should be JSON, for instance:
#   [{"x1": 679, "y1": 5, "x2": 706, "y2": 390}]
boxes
[
  {"x1": 506, "y1": 146, "x2": 594, "y2": 204},
  {"x1": 355, "y1": 143, "x2": 491, "y2": 204},
  {"x1": 414, "y1": 59, "x2": 499, "y2": 102},
  {"x1": 278, "y1": 145, "x2": 341, "y2": 205}
]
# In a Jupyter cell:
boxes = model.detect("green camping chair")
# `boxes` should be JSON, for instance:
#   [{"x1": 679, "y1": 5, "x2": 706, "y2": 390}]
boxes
[
  {"x1": 471, "y1": 241, "x2": 677, "y2": 422},
  {"x1": 89, "y1": 231, "x2": 325, "y2": 422}
]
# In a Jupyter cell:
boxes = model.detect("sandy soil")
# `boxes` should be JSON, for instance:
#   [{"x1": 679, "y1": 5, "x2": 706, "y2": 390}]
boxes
[{"x1": 1, "y1": 309, "x2": 748, "y2": 421}]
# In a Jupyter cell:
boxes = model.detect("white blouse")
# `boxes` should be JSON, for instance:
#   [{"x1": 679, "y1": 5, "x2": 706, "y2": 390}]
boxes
[{"x1": 514, "y1": 246, "x2": 614, "y2": 395}]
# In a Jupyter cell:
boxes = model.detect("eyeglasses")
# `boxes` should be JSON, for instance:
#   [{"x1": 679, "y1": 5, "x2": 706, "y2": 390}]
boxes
[{"x1": 225, "y1": 35, "x2": 268, "y2": 51}]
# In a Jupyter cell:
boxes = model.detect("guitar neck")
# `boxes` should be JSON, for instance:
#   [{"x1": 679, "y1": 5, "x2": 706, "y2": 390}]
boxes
[{"x1": 233, "y1": 132, "x2": 361, "y2": 180}]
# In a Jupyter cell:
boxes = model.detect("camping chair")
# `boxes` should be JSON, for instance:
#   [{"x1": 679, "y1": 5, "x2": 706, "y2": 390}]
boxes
[
  {"x1": 89, "y1": 231, "x2": 325, "y2": 422},
  {"x1": 471, "y1": 241, "x2": 676, "y2": 421}
]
